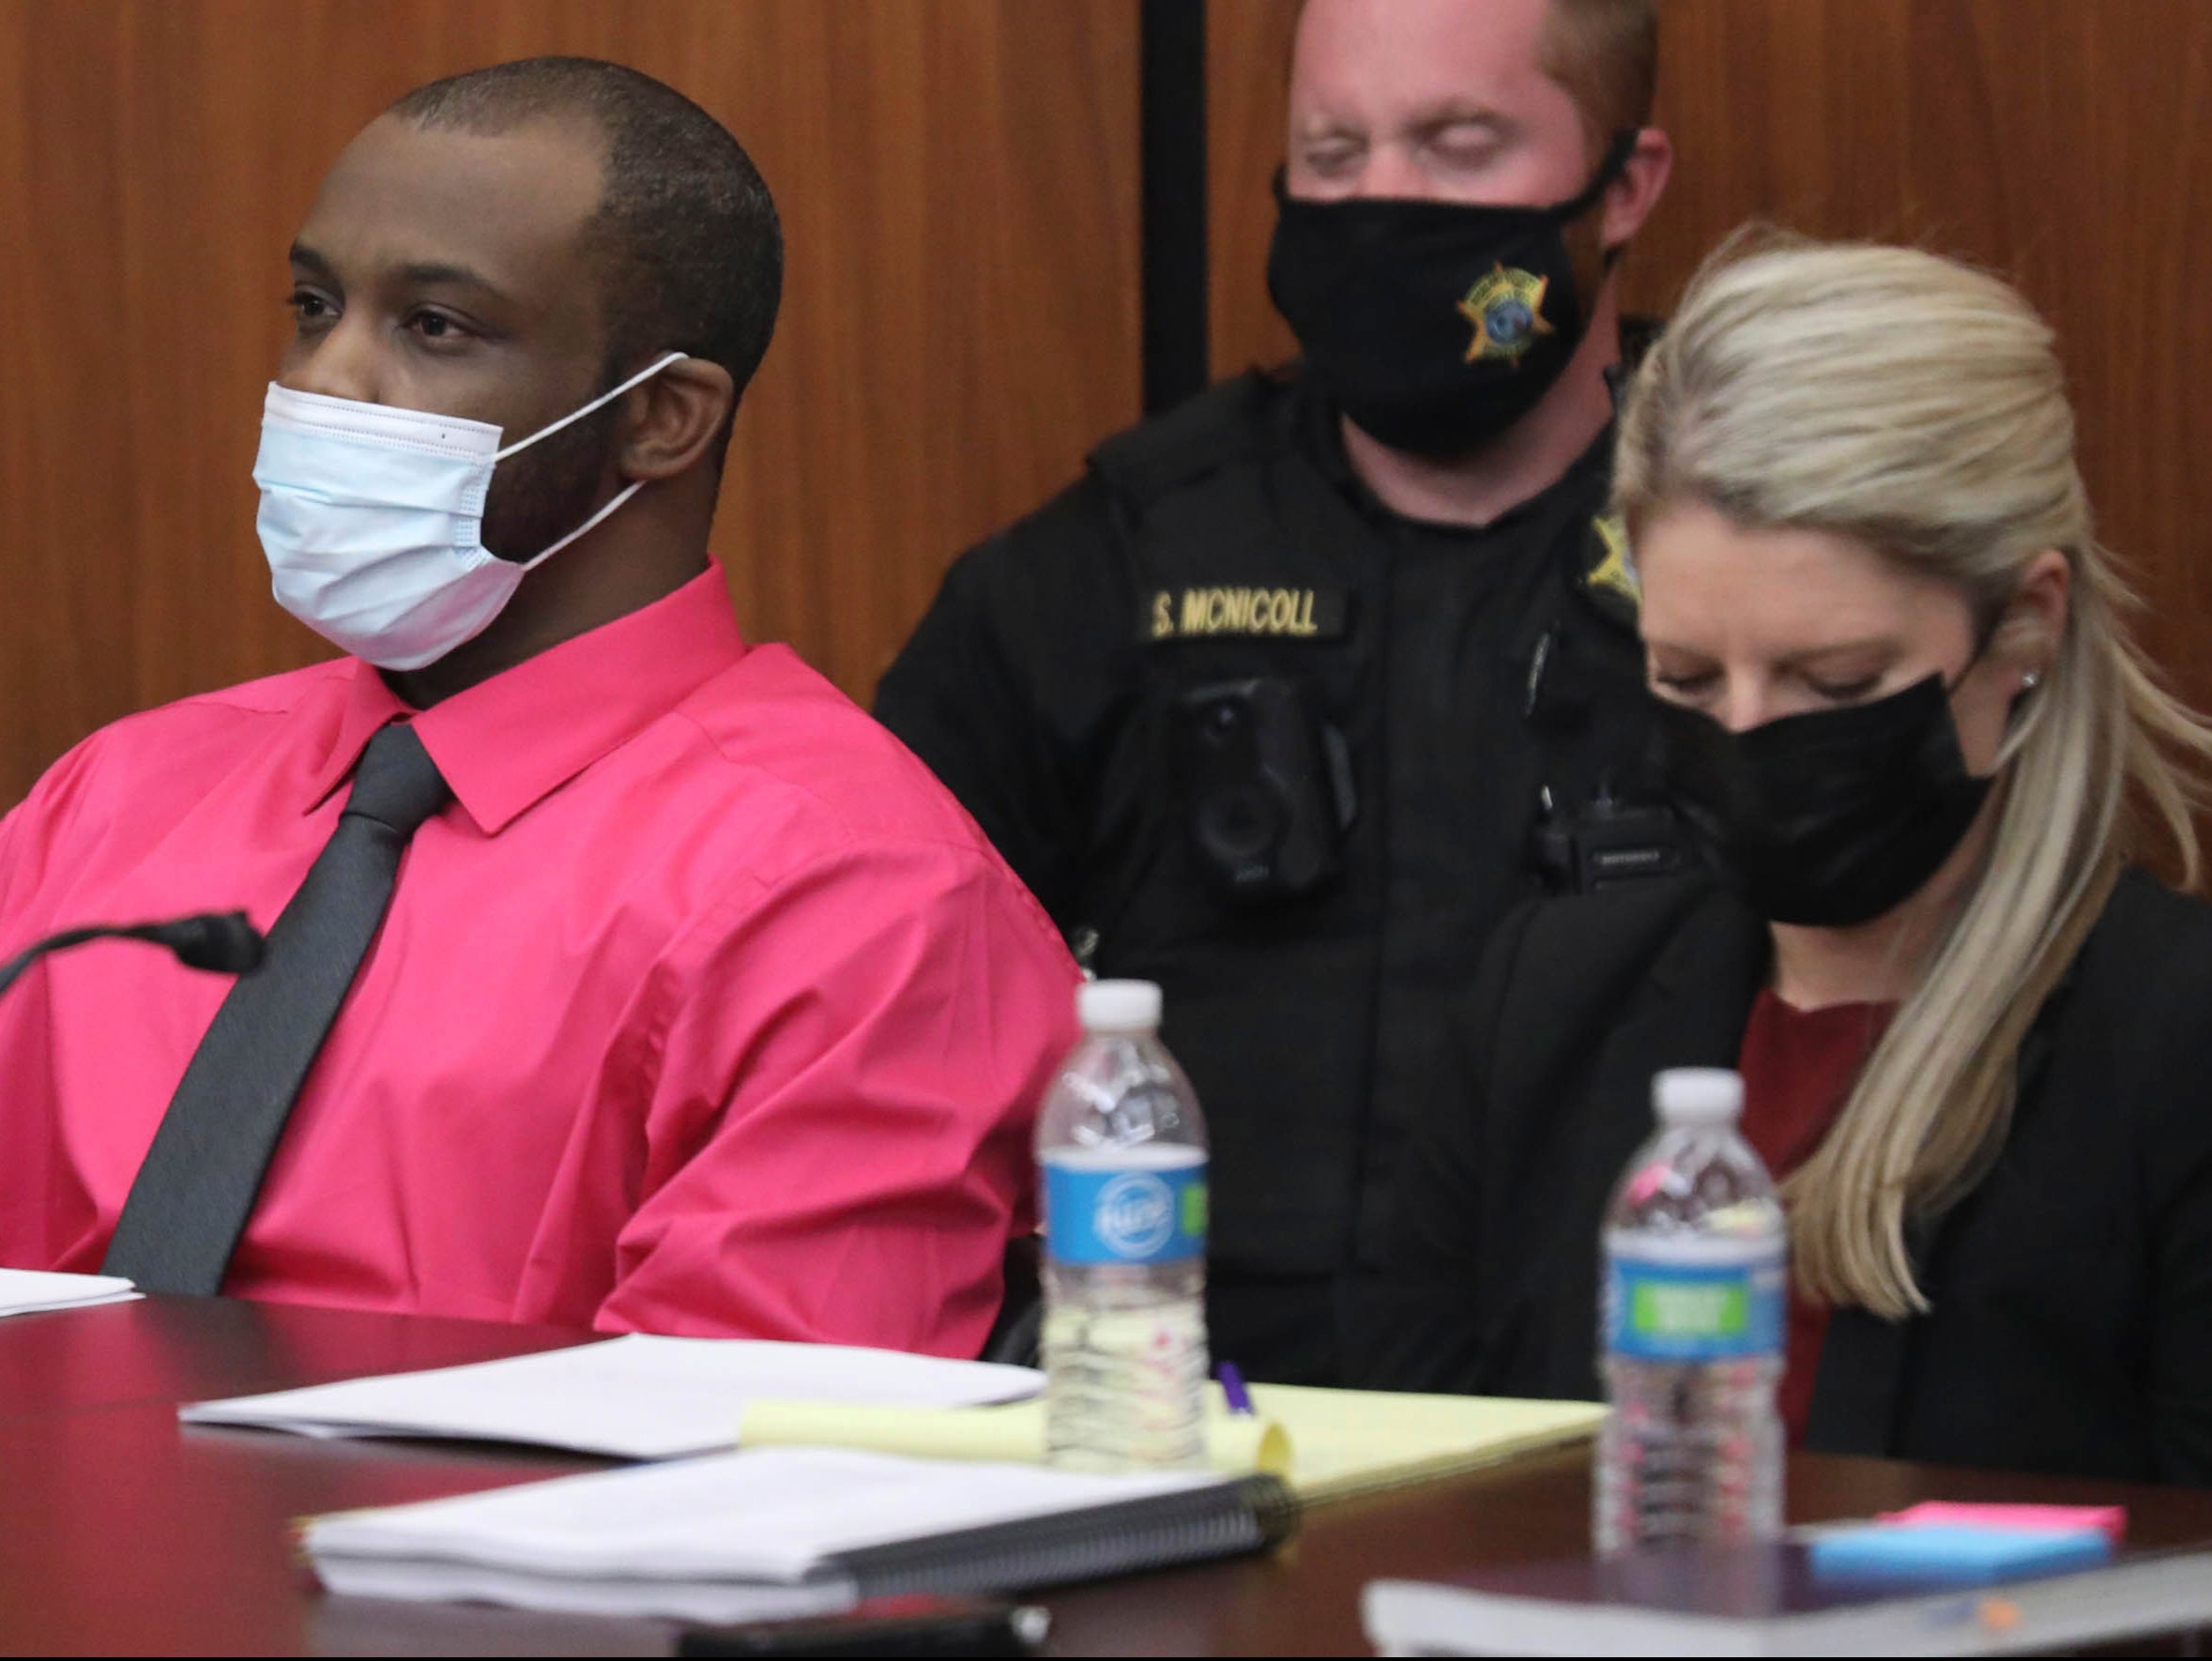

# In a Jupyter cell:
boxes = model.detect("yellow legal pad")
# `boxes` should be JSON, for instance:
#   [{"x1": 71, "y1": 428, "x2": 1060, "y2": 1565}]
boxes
[{"x1": 739, "y1": 1385, "x2": 1606, "y2": 1505}]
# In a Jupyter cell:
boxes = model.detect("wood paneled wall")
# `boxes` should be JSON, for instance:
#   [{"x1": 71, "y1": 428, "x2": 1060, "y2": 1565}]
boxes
[
  {"x1": 1207, "y1": 0, "x2": 2212, "y2": 716},
  {"x1": 0, "y1": 0, "x2": 1139, "y2": 805},
  {"x1": 12, "y1": 2, "x2": 2212, "y2": 808}
]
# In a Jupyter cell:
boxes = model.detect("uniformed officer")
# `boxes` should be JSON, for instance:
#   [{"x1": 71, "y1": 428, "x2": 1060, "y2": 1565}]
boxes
[{"x1": 877, "y1": 0, "x2": 1678, "y2": 1383}]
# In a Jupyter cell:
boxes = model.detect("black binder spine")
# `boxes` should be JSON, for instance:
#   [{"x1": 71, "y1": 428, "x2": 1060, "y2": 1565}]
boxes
[{"x1": 833, "y1": 1474, "x2": 1300, "y2": 1600}]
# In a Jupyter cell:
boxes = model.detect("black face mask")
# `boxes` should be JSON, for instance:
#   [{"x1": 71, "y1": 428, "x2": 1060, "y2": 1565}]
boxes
[
  {"x1": 1264, "y1": 132, "x2": 1635, "y2": 459},
  {"x1": 1653, "y1": 674, "x2": 1995, "y2": 928}
]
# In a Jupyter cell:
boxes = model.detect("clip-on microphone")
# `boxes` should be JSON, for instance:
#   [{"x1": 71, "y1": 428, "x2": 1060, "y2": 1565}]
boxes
[{"x1": 0, "y1": 911, "x2": 265, "y2": 1000}]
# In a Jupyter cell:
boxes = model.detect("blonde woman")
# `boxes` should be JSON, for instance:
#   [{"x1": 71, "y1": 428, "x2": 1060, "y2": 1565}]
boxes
[{"x1": 1359, "y1": 236, "x2": 2212, "y2": 1483}]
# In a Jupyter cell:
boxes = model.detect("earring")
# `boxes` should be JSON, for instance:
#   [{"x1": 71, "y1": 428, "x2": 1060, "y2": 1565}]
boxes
[{"x1": 2020, "y1": 670, "x2": 2043, "y2": 692}]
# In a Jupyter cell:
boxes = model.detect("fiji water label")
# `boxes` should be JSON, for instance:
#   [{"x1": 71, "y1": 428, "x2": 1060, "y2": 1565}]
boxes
[
  {"x1": 1043, "y1": 1152, "x2": 1208, "y2": 1266},
  {"x1": 1604, "y1": 1241, "x2": 1785, "y2": 1362}
]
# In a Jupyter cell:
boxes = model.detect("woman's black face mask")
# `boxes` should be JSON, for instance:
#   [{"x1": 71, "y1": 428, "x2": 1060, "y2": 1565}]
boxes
[
  {"x1": 1264, "y1": 132, "x2": 1635, "y2": 459},
  {"x1": 1652, "y1": 672, "x2": 1995, "y2": 928}
]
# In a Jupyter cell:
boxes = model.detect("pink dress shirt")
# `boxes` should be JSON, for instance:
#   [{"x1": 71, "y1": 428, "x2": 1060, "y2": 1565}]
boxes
[{"x1": 0, "y1": 567, "x2": 1079, "y2": 1356}]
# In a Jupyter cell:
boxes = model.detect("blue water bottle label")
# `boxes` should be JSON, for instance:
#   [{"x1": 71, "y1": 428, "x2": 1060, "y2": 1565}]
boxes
[
  {"x1": 1043, "y1": 1156, "x2": 1207, "y2": 1266},
  {"x1": 1605, "y1": 1245, "x2": 1785, "y2": 1362}
]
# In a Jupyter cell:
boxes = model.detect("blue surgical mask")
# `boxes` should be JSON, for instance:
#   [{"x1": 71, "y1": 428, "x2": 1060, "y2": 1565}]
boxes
[{"x1": 252, "y1": 352, "x2": 687, "y2": 671}]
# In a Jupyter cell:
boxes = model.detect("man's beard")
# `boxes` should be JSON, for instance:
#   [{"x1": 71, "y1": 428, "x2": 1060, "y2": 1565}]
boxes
[{"x1": 479, "y1": 399, "x2": 622, "y2": 564}]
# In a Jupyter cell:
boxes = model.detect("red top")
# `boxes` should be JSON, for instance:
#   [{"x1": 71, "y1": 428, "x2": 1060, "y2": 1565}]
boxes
[
  {"x1": 1734, "y1": 989, "x2": 1895, "y2": 1444},
  {"x1": 0, "y1": 567, "x2": 1080, "y2": 1355}
]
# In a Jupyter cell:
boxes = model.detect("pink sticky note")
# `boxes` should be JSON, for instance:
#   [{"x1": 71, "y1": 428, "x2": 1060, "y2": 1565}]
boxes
[{"x1": 1877, "y1": 1501, "x2": 2128, "y2": 1546}]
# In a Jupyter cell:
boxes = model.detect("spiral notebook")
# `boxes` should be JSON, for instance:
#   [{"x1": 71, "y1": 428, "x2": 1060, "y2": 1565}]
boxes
[{"x1": 305, "y1": 1445, "x2": 1298, "y2": 1624}]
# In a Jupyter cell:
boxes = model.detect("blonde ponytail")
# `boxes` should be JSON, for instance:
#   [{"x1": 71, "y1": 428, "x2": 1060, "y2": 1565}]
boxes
[{"x1": 1614, "y1": 234, "x2": 2212, "y2": 1316}]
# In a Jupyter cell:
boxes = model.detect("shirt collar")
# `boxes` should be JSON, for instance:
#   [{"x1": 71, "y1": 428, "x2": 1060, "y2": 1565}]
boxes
[{"x1": 302, "y1": 563, "x2": 747, "y2": 834}]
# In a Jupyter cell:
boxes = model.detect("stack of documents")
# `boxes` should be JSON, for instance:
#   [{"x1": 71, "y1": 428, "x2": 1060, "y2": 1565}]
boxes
[
  {"x1": 182, "y1": 1331, "x2": 1602, "y2": 1500},
  {"x1": 183, "y1": 1333, "x2": 1593, "y2": 1620},
  {"x1": 181, "y1": 1333, "x2": 1041, "y2": 1458},
  {"x1": 305, "y1": 1445, "x2": 1292, "y2": 1623},
  {"x1": 186, "y1": 1329, "x2": 1602, "y2": 1625},
  {"x1": 0, "y1": 1268, "x2": 139, "y2": 1317}
]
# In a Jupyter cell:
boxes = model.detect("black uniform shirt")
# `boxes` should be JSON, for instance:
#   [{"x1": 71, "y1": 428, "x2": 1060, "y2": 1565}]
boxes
[
  {"x1": 877, "y1": 368, "x2": 1665, "y2": 1382},
  {"x1": 1347, "y1": 412, "x2": 1625, "y2": 1280}
]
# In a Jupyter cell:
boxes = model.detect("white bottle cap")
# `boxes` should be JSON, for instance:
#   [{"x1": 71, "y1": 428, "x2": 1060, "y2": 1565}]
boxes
[
  {"x1": 1078, "y1": 979, "x2": 1163, "y2": 1032},
  {"x1": 1653, "y1": 1067, "x2": 1745, "y2": 1128}
]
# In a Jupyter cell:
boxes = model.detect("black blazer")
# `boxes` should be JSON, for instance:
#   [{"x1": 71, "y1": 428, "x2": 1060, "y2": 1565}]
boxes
[{"x1": 1352, "y1": 867, "x2": 2212, "y2": 1486}]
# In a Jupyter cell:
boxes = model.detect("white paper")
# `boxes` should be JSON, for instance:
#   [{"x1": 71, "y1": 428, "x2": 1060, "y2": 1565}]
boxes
[
  {"x1": 305, "y1": 1445, "x2": 1216, "y2": 1611},
  {"x1": 313, "y1": 1553, "x2": 854, "y2": 1626},
  {"x1": 0, "y1": 1267, "x2": 140, "y2": 1317},
  {"x1": 179, "y1": 1333, "x2": 1042, "y2": 1459}
]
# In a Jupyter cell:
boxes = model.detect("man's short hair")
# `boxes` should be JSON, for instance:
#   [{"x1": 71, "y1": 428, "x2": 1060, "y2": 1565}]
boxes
[
  {"x1": 1541, "y1": 0, "x2": 1659, "y2": 159},
  {"x1": 390, "y1": 57, "x2": 783, "y2": 413}
]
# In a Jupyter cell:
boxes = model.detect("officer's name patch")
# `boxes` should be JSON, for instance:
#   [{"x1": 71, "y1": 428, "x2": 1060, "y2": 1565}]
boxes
[{"x1": 1144, "y1": 586, "x2": 1349, "y2": 643}]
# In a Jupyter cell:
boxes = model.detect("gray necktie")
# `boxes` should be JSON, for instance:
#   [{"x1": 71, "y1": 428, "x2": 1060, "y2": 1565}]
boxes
[{"x1": 102, "y1": 724, "x2": 451, "y2": 1294}]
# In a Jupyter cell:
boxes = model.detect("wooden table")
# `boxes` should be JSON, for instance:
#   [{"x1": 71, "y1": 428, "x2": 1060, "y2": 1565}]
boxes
[{"x1": 2, "y1": 1293, "x2": 2208, "y2": 1655}]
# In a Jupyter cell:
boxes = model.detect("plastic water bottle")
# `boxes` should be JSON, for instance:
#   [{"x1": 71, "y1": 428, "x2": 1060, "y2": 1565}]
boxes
[
  {"x1": 1038, "y1": 980, "x2": 1210, "y2": 1471},
  {"x1": 1594, "y1": 1067, "x2": 1786, "y2": 1554}
]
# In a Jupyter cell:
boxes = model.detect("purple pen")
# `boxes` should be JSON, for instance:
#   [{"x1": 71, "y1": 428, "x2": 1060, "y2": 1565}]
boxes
[{"x1": 1218, "y1": 1361, "x2": 1256, "y2": 1416}]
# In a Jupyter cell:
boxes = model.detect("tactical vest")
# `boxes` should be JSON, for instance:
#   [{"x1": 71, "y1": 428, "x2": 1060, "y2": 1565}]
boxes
[{"x1": 1069, "y1": 372, "x2": 1658, "y2": 1280}]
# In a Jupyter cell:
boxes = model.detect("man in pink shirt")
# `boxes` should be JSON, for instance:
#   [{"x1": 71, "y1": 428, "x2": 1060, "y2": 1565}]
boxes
[{"x1": 0, "y1": 58, "x2": 1080, "y2": 1357}]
